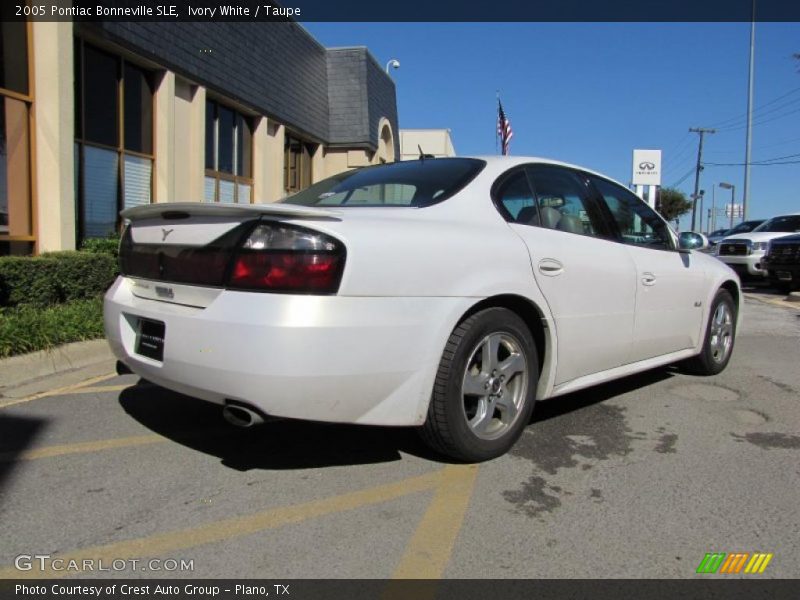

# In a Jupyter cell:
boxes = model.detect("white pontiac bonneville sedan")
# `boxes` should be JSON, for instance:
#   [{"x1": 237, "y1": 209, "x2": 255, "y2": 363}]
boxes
[{"x1": 105, "y1": 157, "x2": 741, "y2": 461}]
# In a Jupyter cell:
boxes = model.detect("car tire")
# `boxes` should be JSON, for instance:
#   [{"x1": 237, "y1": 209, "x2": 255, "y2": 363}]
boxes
[
  {"x1": 776, "y1": 282, "x2": 792, "y2": 296},
  {"x1": 419, "y1": 307, "x2": 538, "y2": 462},
  {"x1": 682, "y1": 289, "x2": 737, "y2": 376}
]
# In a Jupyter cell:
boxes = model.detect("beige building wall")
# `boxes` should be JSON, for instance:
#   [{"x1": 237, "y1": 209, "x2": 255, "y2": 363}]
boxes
[
  {"x1": 253, "y1": 119, "x2": 285, "y2": 203},
  {"x1": 32, "y1": 22, "x2": 75, "y2": 253},
  {"x1": 400, "y1": 129, "x2": 455, "y2": 161},
  {"x1": 25, "y1": 32, "x2": 398, "y2": 249},
  {"x1": 153, "y1": 71, "x2": 175, "y2": 203},
  {"x1": 172, "y1": 79, "x2": 205, "y2": 202}
]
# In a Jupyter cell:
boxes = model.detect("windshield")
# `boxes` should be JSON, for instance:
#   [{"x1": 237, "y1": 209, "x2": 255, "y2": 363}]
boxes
[
  {"x1": 280, "y1": 158, "x2": 486, "y2": 208},
  {"x1": 753, "y1": 215, "x2": 800, "y2": 233},
  {"x1": 728, "y1": 220, "x2": 764, "y2": 234}
]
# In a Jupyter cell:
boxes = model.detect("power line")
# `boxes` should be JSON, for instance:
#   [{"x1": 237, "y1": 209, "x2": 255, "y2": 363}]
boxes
[
  {"x1": 715, "y1": 105, "x2": 800, "y2": 133},
  {"x1": 669, "y1": 166, "x2": 697, "y2": 188},
  {"x1": 703, "y1": 159, "x2": 800, "y2": 166},
  {"x1": 707, "y1": 85, "x2": 800, "y2": 129}
]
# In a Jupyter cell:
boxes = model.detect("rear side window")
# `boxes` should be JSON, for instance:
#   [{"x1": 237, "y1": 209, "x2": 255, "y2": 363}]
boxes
[
  {"x1": 281, "y1": 158, "x2": 485, "y2": 207},
  {"x1": 526, "y1": 165, "x2": 603, "y2": 237}
]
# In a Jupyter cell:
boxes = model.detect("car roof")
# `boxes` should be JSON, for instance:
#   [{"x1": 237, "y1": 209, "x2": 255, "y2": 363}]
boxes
[{"x1": 468, "y1": 155, "x2": 630, "y2": 190}]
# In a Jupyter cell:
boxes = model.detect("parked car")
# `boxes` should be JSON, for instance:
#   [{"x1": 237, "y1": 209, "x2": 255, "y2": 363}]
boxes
[
  {"x1": 105, "y1": 157, "x2": 741, "y2": 462},
  {"x1": 715, "y1": 213, "x2": 800, "y2": 280},
  {"x1": 763, "y1": 233, "x2": 800, "y2": 294},
  {"x1": 706, "y1": 228, "x2": 731, "y2": 246},
  {"x1": 707, "y1": 219, "x2": 765, "y2": 249}
]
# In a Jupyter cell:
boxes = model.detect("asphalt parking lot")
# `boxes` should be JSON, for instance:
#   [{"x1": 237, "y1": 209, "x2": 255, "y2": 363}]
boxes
[{"x1": 1, "y1": 295, "x2": 799, "y2": 580}]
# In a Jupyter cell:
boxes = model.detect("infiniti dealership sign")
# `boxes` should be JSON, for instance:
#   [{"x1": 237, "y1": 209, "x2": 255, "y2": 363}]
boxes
[{"x1": 632, "y1": 149, "x2": 662, "y2": 186}]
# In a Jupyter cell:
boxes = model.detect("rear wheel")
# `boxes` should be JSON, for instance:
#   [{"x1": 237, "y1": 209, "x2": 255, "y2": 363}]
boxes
[
  {"x1": 420, "y1": 308, "x2": 538, "y2": 462},
  {"x1": 683, "y1": 289, "x2": 737, "y2": 375}
]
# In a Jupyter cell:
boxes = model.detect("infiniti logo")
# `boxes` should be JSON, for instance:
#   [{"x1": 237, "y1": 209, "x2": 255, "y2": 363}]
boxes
[
  {"x1": 161, "y1": 228, "x2": 174, "y2": 241},
  {"x1": 638, "y1": 161, "x2": 656, "y2": 170}
]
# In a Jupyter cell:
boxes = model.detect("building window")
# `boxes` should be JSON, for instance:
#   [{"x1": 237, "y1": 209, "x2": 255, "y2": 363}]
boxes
[
  {"x1": 204, "y1": 100, "x2": 252, "y2": 204},
  {"x1": 0, "y1": 21, "x2": 33, "y2": 256},
  {"x1": 74, "y1": 41, "x2": 154, "y2": 240},
  {"x1": 284, "y1": 134, "x2": 314, "y2": 194}
]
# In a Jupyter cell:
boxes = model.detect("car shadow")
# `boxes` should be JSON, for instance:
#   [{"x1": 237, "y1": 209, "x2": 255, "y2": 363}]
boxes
[
  {"x1": 120, "y1": 367, "x2": 679, "y2": 470},
  {"x1": 0, "y1": 414, "x2": 48, "y2": 494},
  {"x1": 531, "y1": 368, "x2": 676, "y2": 425},
  {"x1": 118, "y1": 382, "x2": 434, "y2": 470}
]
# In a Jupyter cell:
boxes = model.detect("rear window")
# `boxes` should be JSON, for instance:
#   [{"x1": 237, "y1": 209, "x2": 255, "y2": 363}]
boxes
[{"x1": 280, "y1": 158, "x2": 486, "y2": 208}]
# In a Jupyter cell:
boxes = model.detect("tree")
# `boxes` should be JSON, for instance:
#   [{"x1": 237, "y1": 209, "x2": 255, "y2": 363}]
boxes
[{"x1": 656, "y1": 187, "x2": 693, "y2": 223}]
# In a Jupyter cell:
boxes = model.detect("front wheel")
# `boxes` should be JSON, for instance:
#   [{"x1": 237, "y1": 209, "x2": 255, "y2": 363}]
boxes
[
  {"x1": 683, "y1": 289, "x2": 737, "y2": 375},
  {"x1": 419, "y1": 308, "x2": 538, "y2": 462}
]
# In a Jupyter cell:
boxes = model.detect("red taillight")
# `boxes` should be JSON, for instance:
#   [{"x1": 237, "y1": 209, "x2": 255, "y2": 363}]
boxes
[
  {"x1": 227, "y1": 223, "x2": 345, "y2": 294},
  {"x1": 230, "y1": 252, "x2": 343, "y2": 293}
]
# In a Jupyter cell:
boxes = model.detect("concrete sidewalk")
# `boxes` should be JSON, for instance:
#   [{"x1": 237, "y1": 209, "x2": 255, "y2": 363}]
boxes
[{"x1": 0, "y1": 339, "x2": 116, "y2": 400}]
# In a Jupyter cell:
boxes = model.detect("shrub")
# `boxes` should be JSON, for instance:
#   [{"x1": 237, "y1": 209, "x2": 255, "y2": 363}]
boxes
[
  {"x1": 0, "y1": 298, "x2": 105, "y2": 358},
  {"x1": 0, "y1": 251, "x2": 119, "y2": 307},
  {"x1": 80, "y1": 236, "x2": 121, "y2": 258}
]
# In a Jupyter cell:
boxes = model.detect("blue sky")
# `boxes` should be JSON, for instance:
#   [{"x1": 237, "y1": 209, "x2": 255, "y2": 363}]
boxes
[{"x1": 304, "y1": 22, "x2": 800, "y2": 231}]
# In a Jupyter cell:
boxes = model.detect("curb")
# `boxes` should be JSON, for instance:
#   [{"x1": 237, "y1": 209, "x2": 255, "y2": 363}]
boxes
[{"x1": 0, "y1": 339, "x2": 114, "y2": 391}]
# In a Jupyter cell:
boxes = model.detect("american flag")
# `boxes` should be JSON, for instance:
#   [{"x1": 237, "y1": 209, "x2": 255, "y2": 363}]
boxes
[{"x1": 497, "y1": 100, "x2": 513, "y2": 155}]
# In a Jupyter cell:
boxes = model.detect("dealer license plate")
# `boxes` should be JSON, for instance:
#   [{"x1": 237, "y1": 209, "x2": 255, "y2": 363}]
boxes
[{"x1": 135, "y1": 318, "x2": 165, "y2": 361}]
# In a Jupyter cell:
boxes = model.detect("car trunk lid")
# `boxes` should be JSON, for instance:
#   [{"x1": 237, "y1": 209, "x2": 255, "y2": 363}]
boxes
[{"x1": 119, "y1": 203, "x2": 343, "y2": 304}]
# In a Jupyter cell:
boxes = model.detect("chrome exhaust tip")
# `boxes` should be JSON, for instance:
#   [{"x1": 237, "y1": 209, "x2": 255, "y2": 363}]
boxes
[{"x1": 222, "y1": 404, "x2": 265, "y2": 428}]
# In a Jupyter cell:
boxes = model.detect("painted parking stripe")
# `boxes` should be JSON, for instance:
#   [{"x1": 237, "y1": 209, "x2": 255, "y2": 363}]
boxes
[
  {"x1": 0, "y1": 373, "x2": 118, "y2": 409},
  {"x1": 62, "y1": 384, "x2": 135, "y2": 394},
  {"x1": 0, "y1": 468, "x2": 446, "y2": 579},
  {"x1": 391, "y1": 464, "x2": 479, "y2": 579},
  {"x1": 0, "y1": 434, "x2": 165, "y2": 463}
]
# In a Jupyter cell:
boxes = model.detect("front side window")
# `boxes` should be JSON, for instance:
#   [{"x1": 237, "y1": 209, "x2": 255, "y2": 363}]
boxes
[
  {"x1": 590, "y1": 175, "x2": 673, "y2": 251},
  {"x1": 281, "y1": 158, "x2": 485, "y2": 207},
  {"x1": 204, "y1": 100, "x2": 253, "y2": 204},
  {"x1": 75, "y1": 41, "x2": 154, "y2": 241}
]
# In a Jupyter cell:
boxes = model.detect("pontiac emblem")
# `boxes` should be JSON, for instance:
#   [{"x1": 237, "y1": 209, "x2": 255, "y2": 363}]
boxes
[{"x1": 161, "y1": 228, "x2": 174, "y2": 241}]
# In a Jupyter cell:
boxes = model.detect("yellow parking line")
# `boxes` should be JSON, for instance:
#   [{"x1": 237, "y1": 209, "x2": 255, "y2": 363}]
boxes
[
  {"x1": 0, "y1": 469, "x2": 445, "y2": 579},
  {"x1": 391, "y1": 463, "x2": 479, "y2": 579},
  {"x1": 0, "y1": 373, "x2": 118, "y2": 409},
  {"x1": 0, "y1": 434, "x2": 164, "y2": 463},
  {"x1": 65, "y1": 384, "x2": 134, "y2": 394}
]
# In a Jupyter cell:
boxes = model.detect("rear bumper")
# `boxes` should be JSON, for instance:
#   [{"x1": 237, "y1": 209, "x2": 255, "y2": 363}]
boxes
[{"x1": 104, "y1": 277, "x2": 473, "y2": 426}]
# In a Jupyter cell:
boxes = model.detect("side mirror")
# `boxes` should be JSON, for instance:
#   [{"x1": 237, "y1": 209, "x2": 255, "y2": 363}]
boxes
[{"x1": 678, "y1": 231, "x2": 709, "y2": 252}]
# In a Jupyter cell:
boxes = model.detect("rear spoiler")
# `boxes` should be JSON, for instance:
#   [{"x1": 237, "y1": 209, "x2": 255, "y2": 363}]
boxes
[{"x1": 120, "y1": 202, "x2": 341, "y2": 221}]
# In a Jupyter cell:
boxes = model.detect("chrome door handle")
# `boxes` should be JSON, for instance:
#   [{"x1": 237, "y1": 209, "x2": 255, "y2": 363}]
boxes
[
  {"x1": 538, "y1": 258, "x2": 564, "y2": 277},
  {"x1": 641, "y1": 272, "x2": 656, "y2": 286}
]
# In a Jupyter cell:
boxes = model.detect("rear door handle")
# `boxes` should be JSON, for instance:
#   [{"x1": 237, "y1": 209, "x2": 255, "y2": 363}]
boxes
[
  {"x1": 538, "y1": 258, "x2": 564, "y2": 277},
  {"x1": 641, "y1": 272, "x2": 657, "y2": 286}
]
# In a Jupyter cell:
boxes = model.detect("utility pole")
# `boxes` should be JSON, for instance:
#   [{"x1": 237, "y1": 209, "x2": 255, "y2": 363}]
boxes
[{"x1": 689, "y1": 127, "x2": 715, "y2": 231}]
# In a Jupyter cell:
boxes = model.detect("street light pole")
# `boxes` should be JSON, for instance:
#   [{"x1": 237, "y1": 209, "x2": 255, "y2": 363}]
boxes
[
  {"x1": 720, "y1": 182, "x2": 736, "y2": 229},
  {"x1": 743, "y1": 0, "x2": 756, "y2": 221},
  {"x1": 711, "y1": 184, "x2": 716, "y2": 232}
]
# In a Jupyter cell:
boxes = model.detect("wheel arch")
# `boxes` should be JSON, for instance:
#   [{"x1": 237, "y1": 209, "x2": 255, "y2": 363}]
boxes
[{"x1": 455, "y1": 294, "x2": 555, "y2": 399}]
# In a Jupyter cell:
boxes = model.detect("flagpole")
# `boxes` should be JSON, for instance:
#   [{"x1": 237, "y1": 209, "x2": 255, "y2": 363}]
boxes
[{"x1": 495, "y1": 90, "x2": 500, "y2": 155}]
